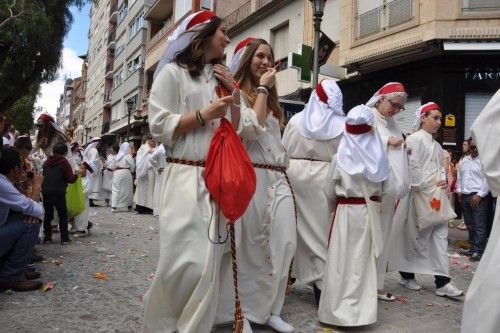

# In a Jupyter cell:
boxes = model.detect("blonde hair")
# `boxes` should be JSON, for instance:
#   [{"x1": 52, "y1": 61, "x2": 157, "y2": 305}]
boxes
[{"x1": 234, "y1": 39, "x2": 284, "y2": 128}]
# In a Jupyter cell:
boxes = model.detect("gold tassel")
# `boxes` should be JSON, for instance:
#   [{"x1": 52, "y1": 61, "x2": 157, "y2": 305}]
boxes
[{"x1": 233, "y1": 318, "x2": 244, "y2": 333}]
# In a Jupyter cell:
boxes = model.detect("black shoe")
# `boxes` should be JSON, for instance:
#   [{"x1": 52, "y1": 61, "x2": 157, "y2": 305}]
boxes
[
  {"x1": 89, "y1": 200, "x2": 97, "y2": 207},
  {"x1": 61, "y1": 238, "x2": 72, "y2": 245},
  {"x1": 313, "y1": 283, "x2": 322, "y2": 305},
  {"x1": 470, "y1": 253, "x2": 482, "y2": 262},
  {"x1": 24, "y1": 270, "x2": 41, "y2": 280},
  {"x1": 87, "y1": 221, "x2": 93, "y2": 231},
  {"x1": 0, "y1": 279, "x2": 43, "y2": 292},
  {"x1": 42, "y1": 238, "x2": 54, "y2": 244},
  {"x1": 30, "y1": 253, "x2": 44, "y2": 263}
]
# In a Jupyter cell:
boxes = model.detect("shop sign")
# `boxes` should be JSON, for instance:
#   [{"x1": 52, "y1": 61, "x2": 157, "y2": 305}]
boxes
[
  {"x1": 465, "y1": 68, "x2": 500, "y2": 81},
  {"x1": 444, "y1": 114, "x2": 456, "y2": 127}
]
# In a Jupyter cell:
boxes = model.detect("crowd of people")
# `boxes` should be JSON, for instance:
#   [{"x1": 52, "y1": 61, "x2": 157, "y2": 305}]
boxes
[{"x1": 1, "y1": 9, "x2": 499, "y2": 333}]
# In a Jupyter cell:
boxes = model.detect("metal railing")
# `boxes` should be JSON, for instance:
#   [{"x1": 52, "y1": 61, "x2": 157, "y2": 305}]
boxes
[
  {"x1": 101, "y1": 122, "x2": 111, "y2": 134},
  {"x1": 356, "y1": 0, "x2": 413, "y2": 38},
  {"x1": 224, "y1": 1, "x2": 252, "y2": 30},
  {"x1": 461, "y1": 0, "x2": 500, "y2": 11},
  {"x1": 108, "y1": 30, "x2": 116, "y2": 44},
  {"x1": 146, "y1": 17, "x2": 174, "y2": 51},
  {"x1": 105, "y1": 62, "x2": 114, "y2": 74}
]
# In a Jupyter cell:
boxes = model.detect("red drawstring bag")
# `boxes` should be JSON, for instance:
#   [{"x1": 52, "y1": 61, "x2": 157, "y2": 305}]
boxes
[{"x1": 204, "y1": 117, "x2": 256, "y2": 223}]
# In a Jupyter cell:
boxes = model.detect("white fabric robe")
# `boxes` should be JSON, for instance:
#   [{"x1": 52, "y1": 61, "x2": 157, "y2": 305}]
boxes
[
  {"x1": 318, "y1": 158, "x2": 383, "y2": 327},
  {"x1": 372, "y1": 108, "x2": 404, "y2": 289},
  {"x1": 134, "y1": 145, "x2": 155, "y2": 209},
  {"x1": 75, "y1": 171, "x2": 93, "y2": 231},
  {"x1": 84, "y1": 147, "x2": 102, "y2": 200},
  {"x1": 281, "y1": 111, "x2": 340, "y2": 290},
  {"x1": 462, "y1": 89, "x2": 500, "y2": 333},
  {"x1": 110, "y1": 155, "x2": 135, "y2": 210},
  {"x1": 216, "y1": 100, "x2": 297, "y2": 325},
  {"x1": 101, "y1": 154, "x2": 115, "y2": 200},
  {"x1": 144, "y1": 63, "x2": 238, "y2": 333},
  {"x1": 149, "y1": 145, "x2": 166, "y2": 217},
  {"x1": 388, "y1": 129, "x2": 449, "y2": 277}
]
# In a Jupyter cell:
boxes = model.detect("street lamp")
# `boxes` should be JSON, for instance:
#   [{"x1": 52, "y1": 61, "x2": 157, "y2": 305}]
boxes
[
  {"x1": 309, "y1": 0, "x2": 326, "y2": 87},
  {"x1": 84, "y1": 126, "x2": 91, "y2": 144},
  {"x1": 125, "y1": 98, "x2": 135, "y2": 142}
]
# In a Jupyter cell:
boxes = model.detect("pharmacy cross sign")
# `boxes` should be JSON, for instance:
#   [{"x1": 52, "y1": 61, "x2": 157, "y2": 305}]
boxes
[{"x1": 288, "y1": 44, "x2": 312, "y2": 83}]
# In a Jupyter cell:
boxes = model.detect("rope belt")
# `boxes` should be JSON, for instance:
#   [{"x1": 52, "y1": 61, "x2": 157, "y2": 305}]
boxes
[
  {"x1": 166, "y1": 157, "x2": 205, "y2": 167},
  {"x1": 336, "y1": 196, "x2": 380, "y2": 204},
  {"x1": 114, "y1": 167, "x2": 129, "y2": 171},
  {"x1": 289, "y1": 157, "x2": 325, "y2": 162}
]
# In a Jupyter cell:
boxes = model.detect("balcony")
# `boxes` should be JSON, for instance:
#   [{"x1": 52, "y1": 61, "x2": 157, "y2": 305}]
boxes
[
  {"x1": 108, "y1": 30, "x2": 117, "y2": 49},
  {"x1": 461, "y1": 0, "x2": 500, "y2": 12},
  {"x1": 223, "y1": 0, "x2": 274, "y2": 31},
  {"x1": 103, "y1": 90, "x2": 112, "y2": 107},
  {"x1": 355, "y1": 0, "x2": 414, "y2": 39},
  {"x1": 105, "y1": 62, "x2": 114, "y2": 78},
  {"x1": 101, "y1": 121, "x2": 111, "y2": 134},
  {"x1": 146, "y1": 16, "x2": 174, "y2": 51},
  {"x1": 110, "y1": 1, "x2": 118, "y2": 23}
]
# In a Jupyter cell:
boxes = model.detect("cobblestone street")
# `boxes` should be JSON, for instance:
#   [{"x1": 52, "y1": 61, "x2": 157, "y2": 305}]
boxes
[{"x1": 0, "y1": 206, "x2": 473, "y2": 332}]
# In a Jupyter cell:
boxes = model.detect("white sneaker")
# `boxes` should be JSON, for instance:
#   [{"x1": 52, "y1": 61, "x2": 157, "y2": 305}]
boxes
[
  {"x1": 266, "y1": 315, "x2": 294, "y2": 333},
  {"x1": 111, "y1": 208, "x2": 117, "y2": 213},
  {"x1": 243, "y1": 318, "x2": 253, "y2": 333},
  {"x1": 399, "y1": 278, "x2": 422, "y2": 291},
  {"x1": 435, "y1": 282, "x2": 463, "y2": 297}
]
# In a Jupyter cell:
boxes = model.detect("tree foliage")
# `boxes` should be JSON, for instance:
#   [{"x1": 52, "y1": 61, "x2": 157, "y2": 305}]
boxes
[
  {"x1": 0, "y1": 0, "x2": 89, "y2": 113},
  {"x1": 5, "y1": 83, "x2": 38, "y2": 134}
]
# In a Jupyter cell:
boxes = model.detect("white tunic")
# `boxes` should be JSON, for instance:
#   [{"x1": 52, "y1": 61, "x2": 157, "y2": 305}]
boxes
[
  {"x1": 75, "y1": 170, "x2": 93, "y2": 231},
  {"x1": 372, "y1": 108, "x2": 404, "y2": 289},
  {"x1": 149, "y1": 145, "x2": 166, "y2": 217},
  {"x1": 281, "y1": 112, "x2": 340, "y2": 290},
  {"x1": 318, "y1": 158, "x2": 383, "y2": 327},
  {"x1": 462, "y1": 89, "x2": 500, "y2": 333},
  {"x1": 101, "y1": 153, "x2": 115, "y2": 200},
  {"x1": 84, "y1": 147, "x2": 102, "y2": 201},
  {"x1": 144, "y1": 63, "x2": 235, "y2": 333},
  {"x1": 134, "y1": 145, "x2": 155, "y2": 209},
  {"x1": 388, "y1": 129, "x2": 449, "y2": 276},
  {"x1": 110, "y1": 155, "x2": 135, "y2": 209}
]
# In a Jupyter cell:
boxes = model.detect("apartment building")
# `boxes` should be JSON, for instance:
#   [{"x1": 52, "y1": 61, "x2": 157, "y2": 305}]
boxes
[
  {"x1": 85, "y1": 0, "x2": 111, "y2": 144},
  {"x1": 56, "y1": 79, "x2": 74, "y2": 132},
  {"x1": 338, "y1": 0, "x2": 500, "y2": 147}
]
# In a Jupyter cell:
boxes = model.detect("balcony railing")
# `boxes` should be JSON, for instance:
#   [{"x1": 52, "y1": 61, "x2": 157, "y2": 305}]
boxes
[
  {"x1": 108, "y1": 30, "x2": 116, "y2": 44},
  {"x1": 223, "y1": 0, "x2": 274, "y2": 31},
  {"x1": 147, "y1": 17, "x2": 174, "y2": 51},
  {"x1": 101, "y1": 122, "x2": 111, "y2": 134},
  {"x1": 356, "y1": 0, "x2": 413, "y2": 38},
  {"x1": 461, "y1": 0, "x2": 500, "y2": 11}
]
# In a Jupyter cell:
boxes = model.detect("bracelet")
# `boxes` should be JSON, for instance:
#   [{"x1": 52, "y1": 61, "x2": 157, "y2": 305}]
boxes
[
  {"x1": 257, "y1": 87, "x2": 269, "y2": 95},
  {"x1": 257, "y1": 85, "x2": 270, "y2": 93},
  {"x1": 195, "y1": 110, "x2": 206, "y2": 127}
]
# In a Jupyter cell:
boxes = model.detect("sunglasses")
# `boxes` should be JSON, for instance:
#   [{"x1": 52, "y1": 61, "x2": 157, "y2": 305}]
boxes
[{"x1": 388, "y1": 100, "x2": 405, "y2": 111}]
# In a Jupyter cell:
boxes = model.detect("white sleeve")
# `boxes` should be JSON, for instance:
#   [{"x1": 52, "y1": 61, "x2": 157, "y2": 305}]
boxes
[{"x1": 236, "y1": 95, "x2": 266, "y2": 141}]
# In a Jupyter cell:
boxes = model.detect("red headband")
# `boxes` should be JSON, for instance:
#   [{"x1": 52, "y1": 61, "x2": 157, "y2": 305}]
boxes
[
  {"x1": 379, "y1": 82, "x2": 405, "y2": 95},
  {"x1": 186, "y1": 10, "x2": 216, "y2": 30},
  {"x1": 234, "y1": 37, "x2": 254, "y2": 54},
  {"x1": 315, "y1": 81, "x2": 328, "y2": 104},
  {"x1": 420, "y1": 102, "x2": 440, "y2": 116},
  {"x1": 346, "y1": 123, "x2": 372, "y2": 134},
  {"x1": 38, "y1": 114, "x2": 55, "y2": 123}
]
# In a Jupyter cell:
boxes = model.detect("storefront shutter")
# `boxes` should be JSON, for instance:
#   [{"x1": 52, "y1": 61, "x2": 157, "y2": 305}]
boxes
[
  {"x1": 393, "y1": 96, "x2": 421, "y2": 136},
  {"x1": 464, "y1": 93, "x2": 494, "y2": 140}
]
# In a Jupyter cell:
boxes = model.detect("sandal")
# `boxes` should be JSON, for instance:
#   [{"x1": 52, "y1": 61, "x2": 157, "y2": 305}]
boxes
[{"x1": 378, "y1": 292, "x2": 396, "y2": 301}]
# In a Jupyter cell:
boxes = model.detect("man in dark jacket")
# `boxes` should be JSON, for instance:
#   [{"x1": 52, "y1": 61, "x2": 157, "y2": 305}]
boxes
[{"x1": 42, "y1": 143, "x2": 83, "y2": 244}]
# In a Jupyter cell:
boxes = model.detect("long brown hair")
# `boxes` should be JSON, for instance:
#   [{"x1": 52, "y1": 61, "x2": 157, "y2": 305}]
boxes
[
  {"x1": 234, "y1": 39, "x2": 284, "y2": 127},
  {"x1": 174, "y1": 16, "x2": 223, "y2": 77}
]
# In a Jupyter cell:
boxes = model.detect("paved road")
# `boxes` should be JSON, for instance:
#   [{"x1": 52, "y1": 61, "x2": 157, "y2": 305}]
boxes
[{"x1": 0, "y1": 206, "x2": 474, "y2": 332}]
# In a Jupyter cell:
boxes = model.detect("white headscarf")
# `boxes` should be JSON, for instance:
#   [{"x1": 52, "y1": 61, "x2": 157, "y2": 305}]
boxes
[
  {"x1": 337, "y1": 105, "x2": 390, "y2": 183},
  {"x1": 366, "y1": 82, "x2": 408, "y2": 108},
  {"x1": 116, "y1": 142, "x2": 130, "y2": 161},
  {"x1": 297, "y1": 80, "x2": 345, "y2": 140},
  {"x1": 154, "y1": 10, "x2": 216, "y2": 79},
  {"x1": 83, "y1": 137, "x2": 101, "y2": 157},
  {"x1": 229, "y1": 37, "x2": 254, "y2": 75},
  {"x1": 412, "y1": 102, "x2": 440, "y2": 131}
]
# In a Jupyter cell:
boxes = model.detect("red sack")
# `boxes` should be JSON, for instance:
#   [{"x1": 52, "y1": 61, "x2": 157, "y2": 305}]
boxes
[{"x1": 204, "y1": 118, "x2": 256, "y2": 224}]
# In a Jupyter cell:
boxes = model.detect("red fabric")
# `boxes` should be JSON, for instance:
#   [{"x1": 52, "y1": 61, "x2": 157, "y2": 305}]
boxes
[
  {"x1": 38, "y1": 113, "x2": 55, "y2": 123},
  {"x1": 345, "y1": 123, "x2": 372, "y2": 134},
  {"x1": 186, "y1": 10, "x2": 215, "y2": 30},
  {"x1": 204, "y1": 118, "x2": 256, "y2": 224},
  {"x1": 379, "y1": 82, "x2": 405, "y2": 95},
  {"x1": 234, "y1": 37, "x2": 254, "y2": 54},
  {"x1": 315, "y1": 81, "x2": 328, "y2": 103},
  {"x1": 420, "y1": 102, "x2": 440, "y2": 116}
]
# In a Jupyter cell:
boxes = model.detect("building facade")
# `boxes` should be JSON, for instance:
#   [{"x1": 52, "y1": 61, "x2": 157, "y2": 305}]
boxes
[{"x1": 56, "y1": 78, "x2": 74, "y2": 132}]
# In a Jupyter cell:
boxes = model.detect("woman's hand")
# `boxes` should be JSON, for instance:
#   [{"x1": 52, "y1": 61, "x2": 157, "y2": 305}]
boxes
[
  {"x1": 388, "y1": 136, "x2": 404, "y2": 148},
  {"x1": 213, "y1": 64, "x2": 235, "y2": 93},
  {"x1": 259, "y1": 67, "x2": 277, "y2": 88},
  {"x1": 200, "y1": 95, "x2": 233, "y2": 121},
  {"x1": 436, "y1": 180, "x2": 448, "y2": 189}
]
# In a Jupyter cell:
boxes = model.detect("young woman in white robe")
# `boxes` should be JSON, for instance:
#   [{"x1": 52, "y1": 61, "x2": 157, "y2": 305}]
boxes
[
  {"x1": 388, "y1": 102, "x2": 463, "y2": 297},
  {"x1": 143, "y1": 11, "x2": 243, "y2": 333},
  {"x1": 133, "y1": 138, "x2": 156, "y2": 214},
  {"x1": 100, "y1": 147, "x2": 117, "y2": 205},
  {"x1": 216, "y1": 38, "x2": 296, "y2": 333},
  {"x1": 318, "y1": 105, "x2": 389, "y2": 327},
  {"x1": 83, "y1": 137, "x2": 102, "y2": 205},
  {"x1": 366, "y1": 82, "x2": 408, "y2": 301},
  {"x1": 74, "y1": 161, "x2": 95, "y2": 236},
  {"x1": 149, "y1": 144, "x2": 166, "y2": 217},
  {"x1": 281, "y1": 80, "x2": 344, "y2": 303},
  {"x1": 462, "y1": 89, "x2": 500, "y2": 333},
  {"x1": 110, "y1": 142, "x2": 135, "y2": 212}
]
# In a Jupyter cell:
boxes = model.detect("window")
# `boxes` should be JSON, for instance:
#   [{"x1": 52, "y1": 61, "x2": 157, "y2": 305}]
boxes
[
  {"x1": 271, "y1": 22, "x2": 289, "y2": 59},
  {"x1": 461, "y1": 0, "x2": 500, "y2": 12},
  {"x1": 356, "y1": 0, "x2": 413, "y2": 38},
  {"x1": 126, "y1": 55, "x2": 142, "y2": 75},
  {"x1": 118, "y1": 4, "x2": 128, "y2": 24},
  {"x1": 464, "y1": 93, "x2": 494, "y2": 139},
  {"x1": 201, "y1": 0, "x2": 213, "y2": 10},
  {"x1": 113, "y1": 69, "x2": 123, "y2": 88},
  {"x1": 130, "y1": 14, "x2": 144, "y2": 38},
  {"x1": 175, "y1": 0, "x2": 191, "y2": 21}
]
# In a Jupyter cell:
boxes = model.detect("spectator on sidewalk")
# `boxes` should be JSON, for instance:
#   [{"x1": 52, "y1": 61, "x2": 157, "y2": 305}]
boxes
[
  {"x1": 0, "y1": 148, "x2": 45, "y2": 291},
  {"x1": 456, "y1": 138, "x2": 491, "y2": 261},
  {"x1": 456, "y1": 140, "x2": 470, "y2": 229},
  {"x1": 41, "y1": 143, "x2": 82, "y2": 245}
]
